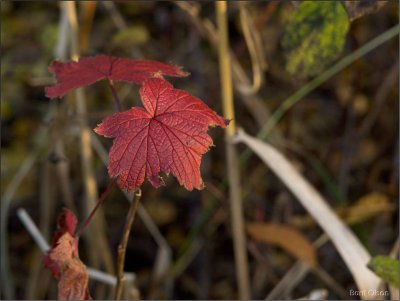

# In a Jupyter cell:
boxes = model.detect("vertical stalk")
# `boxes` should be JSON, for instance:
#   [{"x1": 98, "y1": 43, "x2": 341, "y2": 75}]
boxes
[
  {"x1": 115, "y1": 189, "x2": 142, "y2": 300},
  {"x1": 64, "y1": 1, "x2": 115, "y2": 274},
  {"x1": 216, "y1": 1, "x2": 235, "y2": 137},
  {"x1": 79, "y1": 1, "x2": 97, "y2": 53},
  {"x1": 216, "y1": 1, "x2": 251, "y2": 299}
]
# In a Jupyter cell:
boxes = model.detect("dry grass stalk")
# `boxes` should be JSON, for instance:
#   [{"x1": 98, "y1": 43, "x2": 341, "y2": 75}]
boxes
[
  {"x1": 64, "y1": 1, "x2": 115, "y2": 276},
  {"x1": 234, "y1": 129, "x2": 382, "y2": 299},
  {"x1": 216, "y1": 1, "x2": 251, "y2": 299}
]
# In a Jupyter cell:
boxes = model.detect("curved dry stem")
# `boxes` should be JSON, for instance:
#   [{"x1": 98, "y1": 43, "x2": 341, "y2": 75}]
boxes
[{"x1": 237, "y1": 2, "x2": 265, "y2": 95}]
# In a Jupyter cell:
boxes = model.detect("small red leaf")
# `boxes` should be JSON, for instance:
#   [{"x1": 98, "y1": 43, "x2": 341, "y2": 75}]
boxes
[
  {"x1": 95, "y1": 78, "x2": 229, "y2": 191},
  {"x1": 44, "y1": 209, "x2": 91, "y2": 300},
  {"x1": 54, "y1": 208, "x2": 78, "y2": 243},
  {"x1": 44, "y1": 209, "x2": 78, "y2": 279},
  {"x1": 45, "y1": 55, "x2": 188, "y2": 98}
]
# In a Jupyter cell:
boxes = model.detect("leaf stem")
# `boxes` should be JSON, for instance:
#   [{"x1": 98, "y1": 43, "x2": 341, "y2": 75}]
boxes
[
  {"x1": 75, "y1": 178, "x2": 117, "y2": 238},
  {"x1": 108, "y1": 79, "x2": 123, "y2": 112},
  {"x1": 115, "y1": 189, "x2": 142, "y2": 300}
]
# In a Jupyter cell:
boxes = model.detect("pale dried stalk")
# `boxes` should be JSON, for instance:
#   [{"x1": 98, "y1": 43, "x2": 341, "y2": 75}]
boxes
[
  {"x1": 79, "y1": 1, "x2": 97, "y2": 52},
  {"x1": 234, "y1": 129, "x2": 382, "y2": 300},
  {"x1": 25, "y1": 5, "x2": 71, "y2": 297},
  {"x1": 64, "y1": 1, "x2": 114, "y2": 274},
  {"x1": 217, "y1": 1, "x2": 235, "y2": 136},
  {"x1": 174, "y1": 1, "x2": 285, "y2": 146},
  {"x1": 216, "y1": 2, "x2": 251, "y2": 299},
  {"x1": 238, "y1": 2, "x2": 265, "y2": 95}
]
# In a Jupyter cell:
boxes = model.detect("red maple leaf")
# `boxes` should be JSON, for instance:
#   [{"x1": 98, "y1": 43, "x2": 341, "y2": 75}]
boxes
[
  {"x1": 44, "y1": 209, "x2": 91, "y2": 300},
  {"x1": 45, "y1": 55, "x2": 188, "y2": 98},
  {"x1": 95, "y1": 78, "x2": 229, "y2": 191}
]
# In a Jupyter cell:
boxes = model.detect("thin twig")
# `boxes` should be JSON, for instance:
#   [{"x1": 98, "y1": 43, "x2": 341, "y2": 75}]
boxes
[
  {"x1": 108, "y1": 79, "x2": 123, "y2": 112},
  {"x1": 115, "y1": 189, "x2": 142, "y2": 300},
  {"x1": 216, "y1": 2, "x2": 251, "y2": 299},
  {"x1": 76, "y1": 178, "x2": 117, "y2": 238}
]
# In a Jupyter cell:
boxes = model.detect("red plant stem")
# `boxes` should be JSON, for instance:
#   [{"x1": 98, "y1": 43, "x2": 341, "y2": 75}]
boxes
[
  {"x1": 108, "y1": 79, "x2": 122, "y2": 112},
  {"x1": 114, "y1": 189, "x2": 142, "y2": 300},
  {"x1": 75, "y1": 178, "x2": 117, "y2": 238}
]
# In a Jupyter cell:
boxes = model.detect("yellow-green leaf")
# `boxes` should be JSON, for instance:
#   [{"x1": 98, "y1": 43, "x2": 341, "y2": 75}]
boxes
[
  {"x1": 368, "y1": 256, "x2": 399, "y2": 288},
  {"x1": 282, "y1": 1, "x2": 350, "y2": 77},
  {"x1": 112, "y1": 25, "x2": 149, "y2": 47}
]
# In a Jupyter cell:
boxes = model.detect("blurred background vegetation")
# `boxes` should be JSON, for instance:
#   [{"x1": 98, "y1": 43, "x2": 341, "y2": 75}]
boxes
[{"x1": 1, "y1": 1, "x2": 398, "y2": 300}]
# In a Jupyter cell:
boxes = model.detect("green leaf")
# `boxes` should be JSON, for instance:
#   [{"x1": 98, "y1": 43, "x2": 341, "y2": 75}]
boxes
[
  {"x1": 367, "y1": 256, "x2": 400, "y2": 287},
  {"x1": 112, "y1": 25, "x2": 149, "y2": 47},
  {"x1": 282, "y1": 1, "x2": 350, "y2": 77}
]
